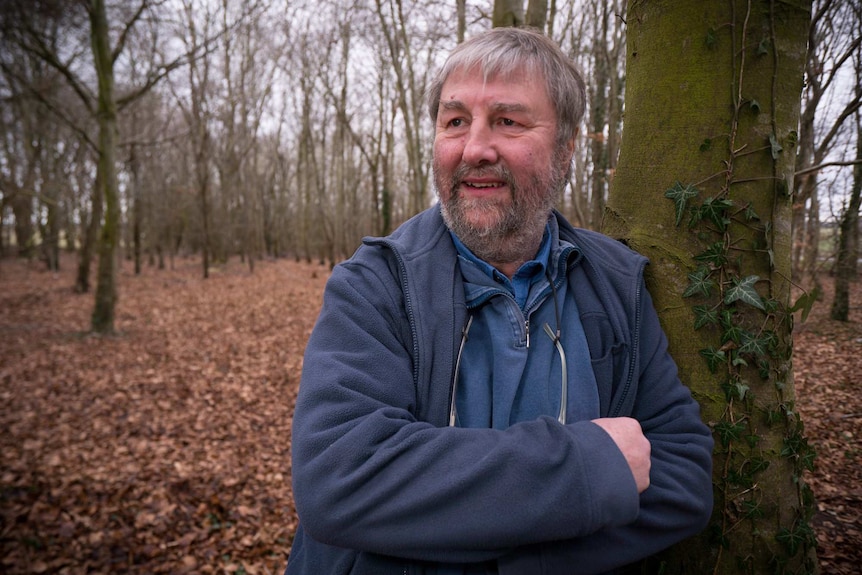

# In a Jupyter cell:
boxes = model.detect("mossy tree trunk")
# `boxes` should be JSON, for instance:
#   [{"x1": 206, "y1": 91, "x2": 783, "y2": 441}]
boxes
[{"x1": 604, "y1": 1, "x2": 817, "y2": 573}]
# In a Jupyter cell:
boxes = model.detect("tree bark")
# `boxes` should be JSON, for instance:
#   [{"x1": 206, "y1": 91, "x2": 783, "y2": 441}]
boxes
[
  {"x1": 493, "y1": 0, "x2": 524, "y2": 28},
  {"x1": 831, "y1": 114, "x2": 862, "y2": 321},
  {"x1": 525, "y1": 0, "x2": 548, "y2": 30},
  {"x1": 604, "y1": 0, "x2": 816, "y2": 572},
  {"x1": 89, "y1": 0, "x2": 120, "y2": 333}
]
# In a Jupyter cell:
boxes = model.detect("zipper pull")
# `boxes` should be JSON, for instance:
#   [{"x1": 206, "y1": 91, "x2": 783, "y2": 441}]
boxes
[{"x1": 525, "y1": 319, "x2": 530, "y2": 348}]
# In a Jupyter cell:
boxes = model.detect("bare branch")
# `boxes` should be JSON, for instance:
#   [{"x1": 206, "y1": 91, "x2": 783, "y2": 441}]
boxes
[
  {"x1": 11, "y1": 24, "x2": 95, "y2": 113},
  {"x1": 795, "y1": 160, "x2": 862, "y2": 176},
  {"x1": 112, "y1": 0, "x2": 151, "y2": 65},
  {"x1": 0, "y1": 60, "x2": 97, "y2": 151}
]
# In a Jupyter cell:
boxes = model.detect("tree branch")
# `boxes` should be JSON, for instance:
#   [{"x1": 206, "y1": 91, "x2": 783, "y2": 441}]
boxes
[
  {"x1": 0, "y1": 61, "x2": 98, "y2": 151},
  {"x1": 795, "y1": 160, "x2": 862, "y2": 176},
  {"x1": 112, "y1": 0, "x2": 151, "y2": 65}
]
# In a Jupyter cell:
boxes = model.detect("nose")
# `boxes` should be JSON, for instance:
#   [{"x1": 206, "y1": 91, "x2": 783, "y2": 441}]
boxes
[{"x1": 461, "y1": 121, "x2": 498, "y2": 166}]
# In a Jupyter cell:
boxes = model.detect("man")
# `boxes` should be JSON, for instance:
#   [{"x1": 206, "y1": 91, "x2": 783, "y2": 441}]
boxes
[{"x1": 285, "y1": 27, "x2": 713, "y2": 575}]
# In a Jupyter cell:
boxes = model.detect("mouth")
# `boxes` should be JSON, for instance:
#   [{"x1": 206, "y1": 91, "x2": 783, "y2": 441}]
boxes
[
  {"x1": 464, "y1": 180, "x2": 505, "y2": 189},
  {"x1": 448, "y1": 164, "x2": 514, "y2": 199}
]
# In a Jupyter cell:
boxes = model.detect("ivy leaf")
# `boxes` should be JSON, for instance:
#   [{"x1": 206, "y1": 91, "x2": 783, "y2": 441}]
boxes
[
  {"x1": 757, "y1": 38, "x2": 770, "y2": 56},
  {"x1": 723, "y1": 324, "x2": 745, "y2": 345},
  {"x1": 724, "y1": 275, "x2": 766, "y2": 310},
  {"x1": 714, "y1": 420, "x2": 746, "y2": 447},
  {"x1": 739, "y1": 331, "x2": 769, "y2": 356},
  {"x1": 699, "y1": 197, "x2": 734, "y2": 231},
  {"x1": 749, "y1": 457, "x2": 770, "y2": 474},
  {"x1": 758, "y1": 359, "x2": 771, "y2": 380},
  {"x1": 742, "y1": 498, "x2": 764, "y2": 519},
  {"x1": 693, "y1": 305, "x2": 719, "y2": 329},
  {"x1": 664, "y1": 182, "x2": 699, "y2": 226},
  {"x1": 683, "y1": 267, "x2": 716, "y2": 298},
  {"x1": 700, "y1": 346, "x2": 726, "y2": 373},
  {"x1": 722, "y1": 379, "x2": 750, "y2": 401},
  {"x1": 744, "y1": 203, "x2": 760, "y2": 221},
  {"x1": 790, "y1": 287, "x2": 819, "y2": 323},
  {"x1": 719, "y1": 308, "x2": 736, "y2": 330},
  {"x1": 693, "y1": 242, "x2": 728, "y2": 268}
]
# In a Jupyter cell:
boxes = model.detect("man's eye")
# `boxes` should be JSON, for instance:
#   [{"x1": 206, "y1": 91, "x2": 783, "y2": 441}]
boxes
[
  {"x1": 449, "y1": 118, "x2": 464, "y2": 128},
  {"x1": 500, "y1": 118, "x2": 517, "y2": 127}
]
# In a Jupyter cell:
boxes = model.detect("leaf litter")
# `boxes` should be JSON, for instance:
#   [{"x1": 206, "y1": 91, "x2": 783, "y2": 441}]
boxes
[{"x1": 1, "y1": 255, "x2": 859, "y2": 573}]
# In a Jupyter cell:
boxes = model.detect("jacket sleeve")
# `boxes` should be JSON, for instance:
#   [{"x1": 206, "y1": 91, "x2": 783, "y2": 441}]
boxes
[
  {"x1": 498, "y1": 283, "x2": 715, "y2": 575},
  {"x1": 290, "y1": 254, "x2": 644, "y2": 564}
]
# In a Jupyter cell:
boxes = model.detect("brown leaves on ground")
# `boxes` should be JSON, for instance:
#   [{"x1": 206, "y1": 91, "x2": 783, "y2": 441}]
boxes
[
  {"x1": 794, "y1": 277, "x2": 862, "y2": 575},
  {"x1": 1, "y1": 255, "x2": 860, "y2": 574},
  {"x1": 1, "y1": 255, "x2": 328, "y2": 574}
]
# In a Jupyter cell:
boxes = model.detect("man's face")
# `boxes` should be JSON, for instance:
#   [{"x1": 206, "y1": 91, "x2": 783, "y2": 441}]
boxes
[{"x1": 433, "y1": 65, "x2": 573, "y2": 264}]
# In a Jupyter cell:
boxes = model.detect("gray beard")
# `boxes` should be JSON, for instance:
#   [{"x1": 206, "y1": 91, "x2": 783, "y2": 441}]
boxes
[{"x1": 436, "y1": 162, "x2": 563, "y2": 265}]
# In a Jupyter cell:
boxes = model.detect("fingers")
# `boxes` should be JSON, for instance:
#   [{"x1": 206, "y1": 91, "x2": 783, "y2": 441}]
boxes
[{"x1": 591, "y1": 417, "x2": 651, "y2": 493}]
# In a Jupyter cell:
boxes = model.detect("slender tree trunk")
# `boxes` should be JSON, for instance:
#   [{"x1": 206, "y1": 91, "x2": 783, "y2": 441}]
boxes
[
  {"x1": 604, "y1": 1, "x2": 816, "y2": 573},
  {"x1": 76, "y1": 169, "x2": 102, "y2": 293},
  {"x1": 89, "y1": 0, "x2": 120, "y2": 333},
  {"x1": 10, "y1": 192, "x2": 34, "y2": 259},
  {"x1": 456, "y1": 0, "x2": 466, "y2": 43},
  {"x1": 525, "y1": 0, "x2": 548, "y2": 30},
  {"x1": 129, "y1": 142, "x2": 142, "y2": 276},
  {"x1": 831, "y1": 115, "x2": 862, "y2": 321},
  {"x1": 589, "y1": 3, "x2": 609, "y2": 229},
  {"x1": 493, "y1": 0, "x2": 524, "y2": 27}
]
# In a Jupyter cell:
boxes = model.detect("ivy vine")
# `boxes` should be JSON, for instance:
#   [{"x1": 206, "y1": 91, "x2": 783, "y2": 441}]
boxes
[{"x1": 662, "y1": 5, "x2": 818, "y2": 574}]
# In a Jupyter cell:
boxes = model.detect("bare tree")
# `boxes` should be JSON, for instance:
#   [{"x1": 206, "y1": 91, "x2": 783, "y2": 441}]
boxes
[
  {"x1": 2, "y1": 0, "x2": 194, "y2": 332},
  {"x1": 792, "y1": 0, "x2": 862, "y2": 288},
  {"x1": 831, "y1": 56, "x2": 862, "y2": 321}
]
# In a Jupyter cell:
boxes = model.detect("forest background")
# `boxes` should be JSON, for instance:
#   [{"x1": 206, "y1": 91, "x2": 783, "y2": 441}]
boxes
[{"x1": 1, "y1": 0, "x2": 861, "y2": 573}]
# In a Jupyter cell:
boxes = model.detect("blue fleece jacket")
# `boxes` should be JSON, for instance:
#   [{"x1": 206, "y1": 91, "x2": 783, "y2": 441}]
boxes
[{"x1": 285, "y1": 206, "x2": 714, "y2": 575}]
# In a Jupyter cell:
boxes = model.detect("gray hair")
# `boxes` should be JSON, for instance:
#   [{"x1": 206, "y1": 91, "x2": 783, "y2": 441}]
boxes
[{"x1": 426, "y1": 27, "x2": 587, "y2": 149}]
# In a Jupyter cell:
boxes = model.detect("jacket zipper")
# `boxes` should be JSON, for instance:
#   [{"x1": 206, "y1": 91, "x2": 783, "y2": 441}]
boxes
[{"x1": 611, "y1": 259, "x2": 647, "y2": 417}]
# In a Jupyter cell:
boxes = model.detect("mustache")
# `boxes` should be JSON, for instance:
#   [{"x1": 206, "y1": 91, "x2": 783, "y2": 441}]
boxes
[{"x1": 450, "y1": 164, "x2": 516, "y2": 194}]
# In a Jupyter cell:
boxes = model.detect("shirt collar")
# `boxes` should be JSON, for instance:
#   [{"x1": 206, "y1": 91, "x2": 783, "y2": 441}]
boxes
[
  {"x1": 450, "y1": 223, "x2": 553, "y2": 310},
  {"x1": 450, "y1": 225, "x2": 551, "y2": 282}
]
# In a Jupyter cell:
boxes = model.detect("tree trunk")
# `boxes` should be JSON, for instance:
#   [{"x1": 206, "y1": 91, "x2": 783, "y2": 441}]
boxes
[
  {"x1": 493, "y1": 0, "x2": 524, "y2": 28},
  {"x1": 830, "y1": 116, "x2": 862, "y2": 321},
  {"x1": 604, "y1": 1, "x2": 817, "y2": 573},
  {"x1": 525, "y1": 0, "x2": 548, "y2": 30},
  {"x1": 129, "y1": 142, "x2": 142, "y2": 276},
  {"x1": 89, "y1": 0, "x2": 120, "y2": 333},
  {"x1": 588, "y1": 3, "x2": 609, "y2": 229},
  {"x1": 10, "y1": 191, "x2": 34, "y2": 259},
  {"x1": 75, "y1": 169, "x2": 103, "y2": 293}
]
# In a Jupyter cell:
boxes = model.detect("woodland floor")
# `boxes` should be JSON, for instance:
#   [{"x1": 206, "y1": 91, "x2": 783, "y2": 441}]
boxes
[{"x1": 1, "y1": 254, "x2": 860, "y2": 574}]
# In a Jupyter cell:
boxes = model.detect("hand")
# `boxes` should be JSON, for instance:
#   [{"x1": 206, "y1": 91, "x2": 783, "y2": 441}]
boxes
[{"x1": 591, "y1": 417, "x2": 651, "y2": 493}]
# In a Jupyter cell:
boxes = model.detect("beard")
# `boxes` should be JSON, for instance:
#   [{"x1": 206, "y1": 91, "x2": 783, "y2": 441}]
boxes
[{"x1": 436, "y1": 157, "x2": 568, "y2": 265}]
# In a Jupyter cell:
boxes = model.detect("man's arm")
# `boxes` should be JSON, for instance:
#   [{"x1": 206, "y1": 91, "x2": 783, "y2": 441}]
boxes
[
  {"x1": 290, "y1": 256, "x2": 646, "y2": 564},
  {"x1": 498, "y1": 284, "x2": 714, "y2": 574}
]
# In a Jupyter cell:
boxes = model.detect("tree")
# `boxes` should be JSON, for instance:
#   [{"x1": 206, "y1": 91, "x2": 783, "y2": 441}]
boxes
[
  {"x1": 792, "y1": 0, "x2": 862, "y2": 288},
  {"x1": 830, "y1": 107, "x2": 862, "y2": 321},
  {"x1": 603, "y1": 1, "x2": 817, "y2": 573},
  {"x1": 1, "y1": 0, "x2": 190, "y2": 332}
]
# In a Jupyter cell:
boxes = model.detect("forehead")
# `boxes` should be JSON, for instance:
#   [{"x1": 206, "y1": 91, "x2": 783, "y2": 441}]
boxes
[{"x1": 440, "y1": 64, "x2": 551, "y2": 105}]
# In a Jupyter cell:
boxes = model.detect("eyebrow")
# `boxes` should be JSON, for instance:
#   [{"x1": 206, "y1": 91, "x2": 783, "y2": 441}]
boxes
[{"x1": 438, "y1": 100, "x2": 531, "y2": 115}]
